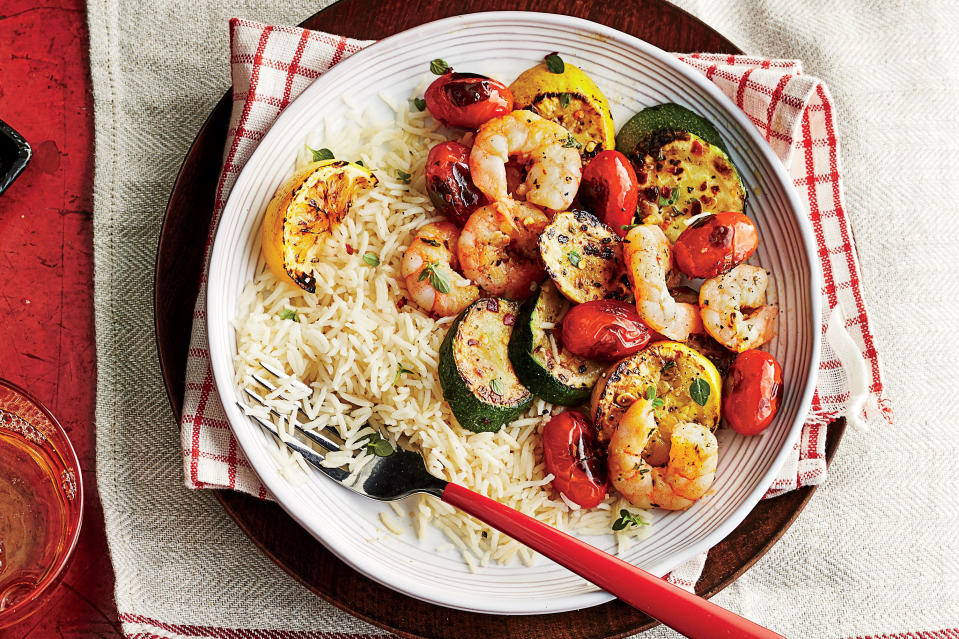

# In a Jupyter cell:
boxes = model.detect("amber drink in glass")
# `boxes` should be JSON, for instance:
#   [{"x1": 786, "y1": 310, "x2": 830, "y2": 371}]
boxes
[{"x1": 0, "y1": 379, "x2": 83, "y2": 628}]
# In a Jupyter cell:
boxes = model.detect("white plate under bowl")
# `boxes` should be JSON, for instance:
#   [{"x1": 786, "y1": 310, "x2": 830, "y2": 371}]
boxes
[{"x1": 207, "y1": 12, "x2": 820, "y2": 615}]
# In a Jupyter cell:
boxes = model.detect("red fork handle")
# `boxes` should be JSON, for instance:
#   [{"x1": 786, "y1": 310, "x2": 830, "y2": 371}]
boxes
[{"x1": 442, "y1": 482, "x2": 783, "y2": 639}]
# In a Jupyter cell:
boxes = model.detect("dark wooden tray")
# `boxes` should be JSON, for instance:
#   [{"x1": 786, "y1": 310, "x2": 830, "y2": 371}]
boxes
[{"x1": 155, "y1": 1, "x2": 843, "y2": 637}]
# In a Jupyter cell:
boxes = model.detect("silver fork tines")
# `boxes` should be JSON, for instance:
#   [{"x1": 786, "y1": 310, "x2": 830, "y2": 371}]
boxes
[
  {"x1": 247, "y1": 362, "x2": 344, "y2": 450},
  {"x1": 239, "y1": 404, "x2": 333, "y2": 470},
  {"x1": 240, "y1": 386, "x2": 342, "y2": 453},
  {"x1": 238, "y1": 361, "x2": 447, "y2": 500}
]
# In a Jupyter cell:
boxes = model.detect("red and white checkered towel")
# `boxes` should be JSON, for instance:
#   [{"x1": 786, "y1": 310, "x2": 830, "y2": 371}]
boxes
[{"x1": 179, "y1": 17, "x2": 891, "y2": 590}]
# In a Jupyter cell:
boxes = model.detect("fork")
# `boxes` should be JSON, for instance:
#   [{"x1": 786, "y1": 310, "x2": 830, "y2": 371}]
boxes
[{"x1": 241, "y1": 362, "x2": 783, "y2": 639}]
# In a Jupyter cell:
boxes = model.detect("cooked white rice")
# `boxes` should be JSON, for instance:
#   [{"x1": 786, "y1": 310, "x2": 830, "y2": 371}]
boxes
[{"x1": 233, "y1": 90, "x2": 651, "y2": 567}]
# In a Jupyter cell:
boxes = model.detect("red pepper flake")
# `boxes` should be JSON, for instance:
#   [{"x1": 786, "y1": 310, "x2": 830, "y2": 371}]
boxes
[
  {"x1": 689, "y1": 199, "x2": 702, "y2": 216},
  {"x1": 396, "y1": 296, "x2": 407, "y2": 309},
  {"x1": 467, "y1": 338, "x2": 479, "y2": 346},
  {"x1": 636, "y1": 170, "x2": 648, "y2": 185},
  {"x1": 711, "y1": 184, "x2": 720, "y2": 194},
  {"x1": 503, "y1": 313, "x2": 516, "y2": 326},
  {"x1": 486, "y1": 298, "x2": 500, "y2": 313},
  {"x1": 644, "y1": 186, "x2": 659, "y2": 201},
  {"x1": 691, "y1": 140, "x2": 704, "y2": 155},
  {"x1": 345, "y1": 243, "x2": 355, "y2": 255},
  {"x1": 699, "y1": 181, "x2": 707, "y2": 191},
  {"x1": 659, "y1": 185, "x2": 671, "y2": 198}
]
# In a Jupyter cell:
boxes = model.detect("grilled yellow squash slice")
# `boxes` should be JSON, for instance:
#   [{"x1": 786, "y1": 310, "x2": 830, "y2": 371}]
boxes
[
  {"x1": 509, "y1": 61, "x2": 615, "y2": 159},
  {"x1": 590, "y1": 341, "x2": 722, "y2": 466}
]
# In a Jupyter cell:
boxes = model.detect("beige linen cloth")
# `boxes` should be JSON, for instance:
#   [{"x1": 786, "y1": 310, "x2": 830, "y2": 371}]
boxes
[{"x1": 92, "y1": 0, "x2": 959, "y2": 637}]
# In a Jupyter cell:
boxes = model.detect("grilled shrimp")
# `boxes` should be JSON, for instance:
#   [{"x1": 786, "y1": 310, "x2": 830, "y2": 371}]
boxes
[
  {"x1": 699, "y1": 264, "x2": 778, "y2": 352},
  {"x1": 623, "y1": 224, "x2": 701, "y2": 341},
  {"x1": 457, "y1": 200, "x2": 549, "y2": 300},
  {"x1": 469, "y1": 110, "x2": 582, "y2": 211},
  {"x1": 402, "y1": 221, "x2": 479, "y2": 317},
  {"x1": 607, "y1": 399, "x2": 718, "y2": 511}
]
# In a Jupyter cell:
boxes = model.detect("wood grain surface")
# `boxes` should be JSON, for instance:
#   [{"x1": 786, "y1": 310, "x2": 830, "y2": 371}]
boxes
[
  {"x1": 0, "y1": 1, "x2": 123, "y2": 637},
  {"x1": 155, "y1": 1, "x2": 844, "y2": 638}
]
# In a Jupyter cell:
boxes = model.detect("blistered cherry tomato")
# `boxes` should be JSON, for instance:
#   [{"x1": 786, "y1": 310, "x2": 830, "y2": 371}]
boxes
[
  {"x1": 542, "y1": 411, "x2": 608, "y2": 508},
  {"x1": 578, "y1": 150, "x2": 640, "y2": 238},
  {"x1": 673, "y1": 211, "x2": 758, "y2": 279},
  {"x1": 560, "y1": 300, "x2": 652, "y2": 361},
  {"x1": 722, "y1": 349, "x2": 784, "y2": 435},
  {"x1": 424, "y1": 72, "x2": 513, "y2": 129},
  {"x1": 425, "y1": 141, "x2": 485, "y2": 227}
]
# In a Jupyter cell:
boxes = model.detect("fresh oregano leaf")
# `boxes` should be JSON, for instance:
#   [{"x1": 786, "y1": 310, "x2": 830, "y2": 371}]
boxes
[
  {"x1": 545, "y1": 52, "x2": 564, "y2": 74},
  {"x1": 612, "y1": 508, "x2": 647, "y2": 531},
  {"x1": 393, "y1": 364, "x2": 415, "y2": 385},
  {"x1": 418, "y1": 262, "x2": 451, "y2": 294},
  {"x1": 307, "y1": 146, "x2": 334, "y2": 162},
  {"x1": 365, "y1": 431, "x2": 395, "y2": 457},
  {"x1": 690, "y1": 377, "x2": 711, "y2": 406}
]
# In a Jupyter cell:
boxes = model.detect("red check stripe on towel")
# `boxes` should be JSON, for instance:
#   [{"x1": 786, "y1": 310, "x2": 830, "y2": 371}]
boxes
[
  {"x1": 122, "y1": 608, "x2": 959, "y2": 639},
  {"x1": 178, "y1": 18, "x2": 891, "y2": 598}
]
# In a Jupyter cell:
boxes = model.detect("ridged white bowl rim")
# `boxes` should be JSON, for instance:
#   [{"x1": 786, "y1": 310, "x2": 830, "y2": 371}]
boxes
[{"x1": 207, "y1": 11, "x2": 821, "y2": 615}]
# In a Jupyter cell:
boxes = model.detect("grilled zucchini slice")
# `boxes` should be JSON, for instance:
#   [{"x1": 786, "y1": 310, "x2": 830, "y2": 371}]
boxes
[
  {"x1": 508, "y1": 281, "x2": 604, "y2": 406},
  {"x1": 615, "y1": 102, "x2": 730, "y2": 157},
  {"x1": 615, "y1": 103, "x2": 745, "y2": 243},
  {"x1": 438, "y1": 298, "x2": 532, "y2": 433},
  {"x1": 538, "y1": 209, "x2": 630, "y2": 304},
  {"x1": 631, "y1": 131, "x2": 746, "y2": 242},
  {"x1": 589, "y1": 341, "x2": 721, "y2": 466}
]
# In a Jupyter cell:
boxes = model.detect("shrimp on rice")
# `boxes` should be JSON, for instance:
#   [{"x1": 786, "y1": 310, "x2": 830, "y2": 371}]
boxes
[{"x1": 402, "y1": 221, "x2": 479, "y2": 317}]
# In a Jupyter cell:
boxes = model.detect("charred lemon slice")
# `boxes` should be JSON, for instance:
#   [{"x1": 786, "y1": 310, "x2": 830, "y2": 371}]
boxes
[
  {"x1": 509, "y1": 62, "x2": 615, "y2": 159},
  {"x1": 590, "y1": 341, "x2": 722, "y2": 466},
  {"x1": 261, "y1": 159, "x2": 377, "y2": 293}
]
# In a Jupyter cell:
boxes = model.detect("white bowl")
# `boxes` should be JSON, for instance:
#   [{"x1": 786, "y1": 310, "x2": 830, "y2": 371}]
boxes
[{"x1": 207, "y1": 11, "x2": 820, "y2": 615}]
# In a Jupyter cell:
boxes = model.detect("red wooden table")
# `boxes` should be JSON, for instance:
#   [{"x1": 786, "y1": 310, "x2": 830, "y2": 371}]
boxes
[{"x1": 0, "y1": 1, "x2": 122, "y2": 636}]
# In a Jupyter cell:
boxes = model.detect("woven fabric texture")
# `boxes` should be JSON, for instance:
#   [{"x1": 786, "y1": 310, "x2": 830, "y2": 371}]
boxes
[{"x1": 90, "y1": 0, "x2": 959, "y2": 637}]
